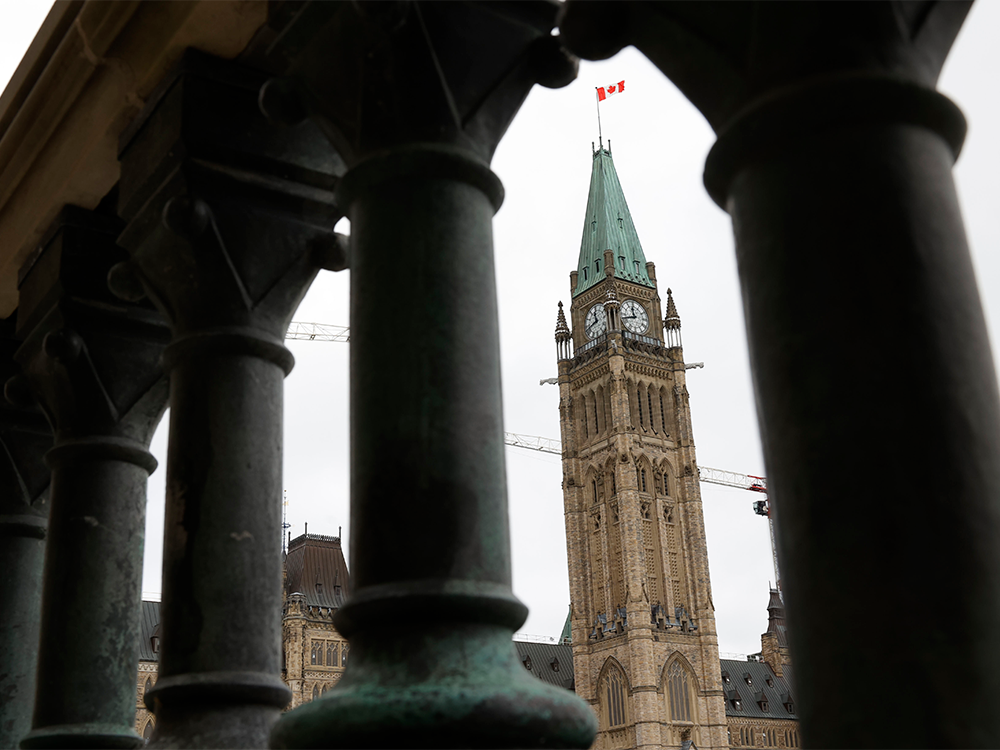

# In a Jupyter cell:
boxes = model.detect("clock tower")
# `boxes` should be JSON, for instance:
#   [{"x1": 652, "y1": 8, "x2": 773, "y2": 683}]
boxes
[{"x1": 556, "y1": 144, "x2": 727, "y2": 750}]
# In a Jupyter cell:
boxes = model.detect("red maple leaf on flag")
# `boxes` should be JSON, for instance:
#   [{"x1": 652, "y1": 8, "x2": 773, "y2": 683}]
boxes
[{"x1": 596, "y1": 80, "x2": 626, "y2": 101}]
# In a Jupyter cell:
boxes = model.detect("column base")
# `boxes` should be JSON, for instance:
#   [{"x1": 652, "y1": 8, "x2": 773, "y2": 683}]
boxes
[
  {"x1": 270, "y1": 622, "x2": 598, "y2": 749},
  {"x1": 19, "y1": 723, "x2": 142, "y2": 749}
]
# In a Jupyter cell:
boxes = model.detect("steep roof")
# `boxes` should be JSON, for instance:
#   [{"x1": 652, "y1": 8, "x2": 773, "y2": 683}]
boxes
[
  {"x1": 514, "y1": 640, "x2": 575, "y2": 692},
  {"x1": 720, "y1": 659, "x2": 797, "y2": 720},
  {"x1": 284, "y1": 533, "x2": 351, "y2": 609},
  {"x1": 574, "y1": 145, "x2": 654, "y2": 297},
  {"x1": 766, "y1": 588, "x2": 789, "y2": 647},
  {"x1": 138, "y1": 600, "x2": 160, "y2": 662}
]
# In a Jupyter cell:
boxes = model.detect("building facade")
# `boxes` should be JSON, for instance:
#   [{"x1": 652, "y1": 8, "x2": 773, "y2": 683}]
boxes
[{"x1": 555, "y1": 145, "x2": 798, "y2": 749}]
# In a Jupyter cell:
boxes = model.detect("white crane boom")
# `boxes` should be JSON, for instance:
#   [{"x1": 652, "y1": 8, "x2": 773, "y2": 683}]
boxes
[
  {"x1": 285, "y1": 322, "x2": 350, "y2": 342},
  {"x1": 284, "y1": 327, "x2": 781, "y2": 589}
]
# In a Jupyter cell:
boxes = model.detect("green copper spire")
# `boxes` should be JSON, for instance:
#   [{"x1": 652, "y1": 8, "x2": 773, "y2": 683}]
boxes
[{"x1": 574, "y1": 145, "x2": 654, "y2": 296}]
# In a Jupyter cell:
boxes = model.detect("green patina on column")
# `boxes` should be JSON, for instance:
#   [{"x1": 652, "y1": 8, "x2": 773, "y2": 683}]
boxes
[
  {"x1": 10, "y1": 207, "x2": 170, "y2": 750},
  {"x1": 264, "y1": 4, "x2": 594, "y2": 746}
]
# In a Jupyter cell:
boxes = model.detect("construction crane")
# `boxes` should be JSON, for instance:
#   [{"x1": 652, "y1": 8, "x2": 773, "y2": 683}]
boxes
[
  {"x1": 499, "y1": 431, "x2": 780, "y2": 591},
  {"x1": 284, "y1": 325, "x2": 781, "y2": 587}
]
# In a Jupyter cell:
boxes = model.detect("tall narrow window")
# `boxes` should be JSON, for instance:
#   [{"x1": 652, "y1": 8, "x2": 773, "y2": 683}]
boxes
[
  {"x1": 582, "y1": 267, "x2": 588, "y2": 281},
  {"x1": 611, "y1": 472, "x2": 616, "y2": 496},
  {"x1": 634, "y1": 261, "x2": 640, "y2": 275},
  {"x1": 603, "y1": 667, "x2": 627, "y2": 728},
  {"x1": 595, "y1": 259, "x2": 601, "y2": 274},
  {"x1": 312, "y1": 685, "x2": 319, "y2": 701},
  {"x1": 593, "y1": 400, "x2": 600, "y2": 435},
  {"x1": 667, "y1": 661, "x2": 693, "y2": 722},
  {"x1": 592, "y1": 480, "x2": 598, "y2": 503},
  {"x1": 637, "y1": 388, "x2": 645, "y2": 429},
  {"x1": 342, "y1": 644, "x2": 349, "y2": 666},
  {"x1": 326, "y1": 643, "x2": 336, "y2": 666},
  {"x1": 311, "y1": 644, "x2": 318, "y2": 665},
  {"x1": 619, "y1": 256, "x2": 625, "y2": 270},
  {"x1": 582, "y1": 400, "x2": 589, "y2": 439},
  {"x1": 640, "y1": 469, "x2": 647, "y2": 493},
  {"x1": 660, "y1": 393, "x2": 666, "y2": 432},
  {"x1": 647, "y1": 392, "x2": 656, "y2": 433},
  {"x1": 144, "y1": 677, "x2": 152, "y2": 695}
]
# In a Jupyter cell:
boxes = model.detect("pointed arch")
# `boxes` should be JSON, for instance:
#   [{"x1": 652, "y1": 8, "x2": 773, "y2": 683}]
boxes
[
  {"x1": 661, "y1": 653, "x2": 699, "y2": 724},
  {"x1": 605, "y1": 456, "x2": 617, "y2": 498},
  {"x1": 597, "y1": 657, "x2": 630, "y2": 730},
  {"x1": 636, "y1": 455, "x2": 654, "y2": 496},
  {"x1": 311, "y1": 684, "x2": 319, "y2": 701},
  {"x1": 142, "y1": 719, "x2": 154, "y2": 741},
  {"x1": 144, "y1": 676, "x2": 152, "y2": 695}
]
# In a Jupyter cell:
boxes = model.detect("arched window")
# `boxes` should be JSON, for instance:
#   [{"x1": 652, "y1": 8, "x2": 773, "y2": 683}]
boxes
[
  {"x1": 142, "y1": 720, "x2": 154, "y2": 743},
  {"x1": 647, "y1": 391, "x2": 656, "y2": 433},
  {"x1": 592, "y1": 480, "x2": 598, "y2": 503},
  {"x1": 640, "y1": 469, "x2": 647, "y2": 493},
  {"x1": 659, "y1": 392, "x2": 667, "y2": 432},
  {"x1": 326, "y1": 643, "x2": 336, "y2": 666},
  {"x1": 310, "y1": 643, "x2": 318, "y2": 665},
  {"x1": 312, "y1": 684, "x2": 319, "y2": 701},
  {"x1": 602, "y1": 666, "x2": 627, "y2": 728},
  {"x1": 342, "y1": 644, "x2": 349, "y2": 666},
  {"x1": 144, "y1": 676, "x2": 152, "y2": 695},
  {"x1": 667, "y1": 660, "x2": 694, "y2": 722}
]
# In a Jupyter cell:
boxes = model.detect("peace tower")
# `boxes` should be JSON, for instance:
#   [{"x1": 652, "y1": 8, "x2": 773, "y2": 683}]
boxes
[{"x1": 556, "y1": 144, "x2": 727, "y2": 750}]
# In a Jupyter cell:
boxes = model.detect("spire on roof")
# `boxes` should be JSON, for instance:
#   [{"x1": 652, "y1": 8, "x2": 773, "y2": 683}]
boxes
[
  {"x1": 664, "y1": 288, "x2": 682, "y2": 348},
  {"x1": 573, "y1": 147, "x2": 653, "y2": 297},
  {"x1": 555, "y1": 301, "x2": 571, "y2": 361}
]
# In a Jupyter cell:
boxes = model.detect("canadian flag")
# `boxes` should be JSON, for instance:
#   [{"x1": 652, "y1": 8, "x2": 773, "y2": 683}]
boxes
[{"x1": 597, "y1": 80, "x2": 625, "y2": 101}]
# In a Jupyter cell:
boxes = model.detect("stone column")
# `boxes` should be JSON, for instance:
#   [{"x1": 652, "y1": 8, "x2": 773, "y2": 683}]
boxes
[
  {"x1": 116, "y1": 50, "x2": 343, "y2": 748},
  {"x1": 561, "y1": 2, "x2": 999, "y2": 746},
  {"x1": 0, "y1": 333, "x2": 52, "y2": 750},
  {"x1": 12, "y1": 207, "x2": 170, "y2": 749},
  {"x1": 265, "y1": 3, "x2": 594, "y2": 747}
]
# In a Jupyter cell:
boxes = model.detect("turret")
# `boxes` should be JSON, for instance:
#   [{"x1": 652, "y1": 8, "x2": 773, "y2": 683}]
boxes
[
  {"x1": 664, "y1": 288, "x2": 683, "y2": 349},
  {"x1": 554, "y1": 302, "x2": 571, "y2": 361}
]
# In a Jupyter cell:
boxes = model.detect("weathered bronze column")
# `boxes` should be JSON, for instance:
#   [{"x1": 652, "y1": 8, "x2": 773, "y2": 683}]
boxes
[
  {"x1": 0, "y1": 331, "x2": 52, "y2": 750},
  {"x1": 562, "y1": 2, "x2": 1000, "y2": 746},
  {"x1": 116, "y1": 51, "x2": 343, "y2": 748},
  {"x1": 267, "y1": 4, "x2": 594, "y2": 747},
  {"x1": 11, "y1": 207, "x2": 170, "y2": 749}
]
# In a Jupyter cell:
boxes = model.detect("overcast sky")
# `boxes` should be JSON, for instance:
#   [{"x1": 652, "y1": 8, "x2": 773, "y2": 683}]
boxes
[{"x1": 3, "y1": 3, "x2": 999, "y2": 658}]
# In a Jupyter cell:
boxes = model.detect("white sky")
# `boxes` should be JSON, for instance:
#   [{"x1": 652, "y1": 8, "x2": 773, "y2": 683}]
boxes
[{"x1": 3, "y1": 3, "x2": 999, "y2": 658}]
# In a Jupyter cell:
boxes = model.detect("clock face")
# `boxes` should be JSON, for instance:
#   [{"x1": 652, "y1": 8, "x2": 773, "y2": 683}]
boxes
[
  {"x1": 585, "y1": 304, "x2": 607, "y2": 339},
  {"x1": 621, "y1": 299, "x2": 649, "y2": 333}
]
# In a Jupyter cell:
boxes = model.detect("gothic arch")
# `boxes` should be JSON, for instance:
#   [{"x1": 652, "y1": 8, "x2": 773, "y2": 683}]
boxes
[
  {"x1": 597, "y1": 657, "x2": 630, "y2": 730},
  {"x1": 660, "y1": 653, "x2": 699, "y2": 725},
  {"x1": 636, "y1": 455, "x2": 654, "y2": 497},
  {"x1": 657, "y1": 458, "x2": 675, "y2": 499},
  {"x1": 142, "y1": 718, "x2": 154, "y2": 741},
  {"x1": 604, "y1": 456, "x2": 617, "y2": 498},
  {"x1": 585, "y1": 465, "x2": 602, "y2": 505}
]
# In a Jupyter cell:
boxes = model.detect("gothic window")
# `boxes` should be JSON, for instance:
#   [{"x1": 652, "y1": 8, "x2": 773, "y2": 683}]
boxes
[
  {"x1": 592, "y1": 480, "x2": 598, "y2": 503},
  {"x1": 581, "y1": 399, "x2": 589, "y2": 439},
  {"x1": 601, "y1": 664, "x2": 628, "y2": 729},
  {"x1": 667, "y1": 660, "x2": 694, "y2": 722},
  {"x1": 144, "y1": 677, "x2": 152, "y2": 695},
  {"x1": 593, "y1": 399, "x2": 599, "y2": 435},
  {"x1": 342, "y1": 644, "x2": 349, "y2": 666},
  {"x1": 637, "y1": 387, "x2": 645, "y2": 428},
  {"x1": 647, "y1": 391, "x2": 656, "y2": 432},
  {"x1": 327, "y1": 643, "x2": 337, "y2": 666},
  {"x1": 660, "y1": 393, "x2": 667, "y2": 432},
  {"x1": 310, "y1": 643, "x2": 318, "y2": 665},
  {"x1": 143, "y1": 720, "x2": 153, "y2": 742},
  {"x1": 610, "y1": 470, "x2": 616, "y2": 496},
  {"x1": 640, "y1": 468, "x2": 647, "y2": 493},
  {"x1": 312, "y1": 684, "x2": 319, "y2": 701}
]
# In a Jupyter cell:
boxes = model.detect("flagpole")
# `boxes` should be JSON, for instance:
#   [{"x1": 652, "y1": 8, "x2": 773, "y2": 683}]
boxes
[{"x1": 595, "y1": 88, "x2": 603, "y2": 150}]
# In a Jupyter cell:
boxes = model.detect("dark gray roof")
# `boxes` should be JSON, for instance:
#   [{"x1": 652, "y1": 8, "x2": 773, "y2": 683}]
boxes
[
  {"x1": 720, "y1": 659, "x2": 797, "y2": 720},
  {"x1": 284, "y1": 533, "x2": 350, "y2": 609},
  {"x1": 138, "y1": 600, "x2": 160, "y2": 662},
  {"x1": 766, "y1": 588, "x2": 789, "y2": 647},
  {"x1": 514, "y1": 641, "x2": 574, "y2": 691}
]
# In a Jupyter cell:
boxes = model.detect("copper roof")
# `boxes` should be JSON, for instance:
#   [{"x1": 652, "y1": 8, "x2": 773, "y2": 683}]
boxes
[{"x1": 284, "y1": 533, "x2": 351, "y2": 609}]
